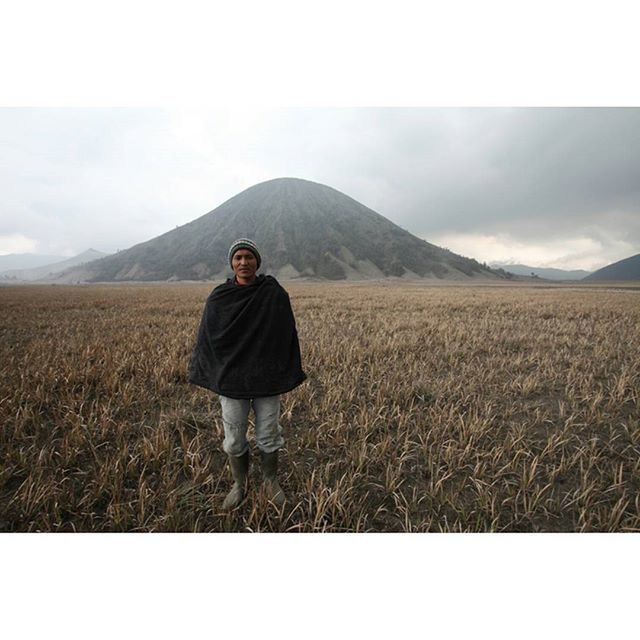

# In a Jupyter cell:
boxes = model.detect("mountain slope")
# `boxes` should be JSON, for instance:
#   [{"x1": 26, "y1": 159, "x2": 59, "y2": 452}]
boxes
[
  {"x1": 58, "y1": 178, "x2": 501, "y2": 282},
  {"x1": 1, "y1": 249, "x2": 109, "y2": 282},
  {"x1": 583, "y1": 253, "x2": 640, "y2": 281}
]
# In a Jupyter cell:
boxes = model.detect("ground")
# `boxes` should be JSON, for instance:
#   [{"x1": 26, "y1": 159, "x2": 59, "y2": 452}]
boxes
[{"x1": 1, "y1": 281, "x2": 638, "y2": 532}]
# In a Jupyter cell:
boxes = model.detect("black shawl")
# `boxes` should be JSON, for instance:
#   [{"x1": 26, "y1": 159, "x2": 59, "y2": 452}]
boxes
[{"x1": 188, "y1": 274, "x2": 306, "y2": 399}]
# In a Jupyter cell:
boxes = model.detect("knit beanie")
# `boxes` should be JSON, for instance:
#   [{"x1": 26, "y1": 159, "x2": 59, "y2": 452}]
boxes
[{"x1": 228, "y1": 238, "x2": 261, "y2": 269}]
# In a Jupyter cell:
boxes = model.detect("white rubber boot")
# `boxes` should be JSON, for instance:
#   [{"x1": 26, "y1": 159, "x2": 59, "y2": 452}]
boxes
[
  {"x1": 222, "y1": 451, "x2": 249, "y2": 510},
  {"x1": 260, "y1": 450, "x2": 285, "y2": 507}
]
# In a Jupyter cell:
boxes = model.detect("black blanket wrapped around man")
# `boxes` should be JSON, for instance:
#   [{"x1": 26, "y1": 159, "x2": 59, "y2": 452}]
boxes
[{"x1": 188, "y1": 274, "x2": 306, "y2": 399}]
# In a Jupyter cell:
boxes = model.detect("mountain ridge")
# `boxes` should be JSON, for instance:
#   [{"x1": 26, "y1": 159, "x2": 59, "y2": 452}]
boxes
[
  {"x1": 490, "y1": 262, "x2": 593, "y2": 281},
  {"x1": 0, "y1": 253, "x2": 66, "y2": 272},
  {"x1": 1, "y1": 249, "x2": 109, "y2": 282}
]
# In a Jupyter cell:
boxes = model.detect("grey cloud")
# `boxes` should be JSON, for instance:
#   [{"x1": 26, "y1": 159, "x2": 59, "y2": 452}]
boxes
[
  {"x1": 237, "y1": 108, "x2": 640, "y2": 242},
  {"x1": 385, "y1": 109, "x2": 640, "y2": 238},
  {"x1": 1, "y1": 107, "x2": 638, "y2": 265}
]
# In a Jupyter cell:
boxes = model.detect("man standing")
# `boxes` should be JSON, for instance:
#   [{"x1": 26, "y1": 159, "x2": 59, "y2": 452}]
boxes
[{"x1": 188, "y1": 238, "x2": 306, "y2": 509}]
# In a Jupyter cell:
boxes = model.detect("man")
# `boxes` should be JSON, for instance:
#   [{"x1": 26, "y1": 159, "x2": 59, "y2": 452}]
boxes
[{"x1": 188, "y1": 238, "x2": 306, "y2": 509}]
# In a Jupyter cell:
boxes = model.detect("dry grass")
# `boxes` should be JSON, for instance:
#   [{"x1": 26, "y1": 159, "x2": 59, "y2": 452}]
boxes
[{"x1": 1, "y1": 281, "x2": 639, "y2": 532}]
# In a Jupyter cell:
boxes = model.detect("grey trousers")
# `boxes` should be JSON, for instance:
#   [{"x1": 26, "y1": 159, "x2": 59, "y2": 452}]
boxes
[{"x1": 219, "y1": 395, "x2": 284, "y2": 457}]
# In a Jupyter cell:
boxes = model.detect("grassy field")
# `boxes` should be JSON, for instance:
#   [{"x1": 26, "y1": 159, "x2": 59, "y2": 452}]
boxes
[{"x1": 1, "y1": 281, "x2": 639, "y2": 532}]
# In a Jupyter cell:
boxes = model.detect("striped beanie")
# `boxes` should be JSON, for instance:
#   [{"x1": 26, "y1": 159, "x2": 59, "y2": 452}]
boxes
[{"x1": 228, "y1": 238, "x2": 261, "y2": 268}]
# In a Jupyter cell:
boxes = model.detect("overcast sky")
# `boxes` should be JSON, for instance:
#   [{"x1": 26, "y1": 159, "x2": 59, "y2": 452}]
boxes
[{"x1": 1, "y1": 107, "x2": 638, "y2": 271}]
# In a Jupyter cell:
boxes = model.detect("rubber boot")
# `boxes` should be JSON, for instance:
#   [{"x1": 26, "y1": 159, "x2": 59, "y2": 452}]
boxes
[
  {"x1": 260, "y1": 450, "x2": 286, "y2": 507},
  {"x1": 222, "y1": 451, "x2": 249, "y2": 510}
]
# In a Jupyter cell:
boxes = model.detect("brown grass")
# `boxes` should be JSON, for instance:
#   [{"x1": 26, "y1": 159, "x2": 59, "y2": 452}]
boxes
[{"x1": 1, "y1": 281, "x2": 639, "y2": 532}]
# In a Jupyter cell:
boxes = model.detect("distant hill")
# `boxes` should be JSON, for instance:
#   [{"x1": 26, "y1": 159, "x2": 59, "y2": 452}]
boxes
[
  {"x1": 0, "y1": 253, "x2": 66, "y2": 271},
  {"x1": 491, "y1": 263, "x2": 592, "y2": 281},
  {"x1": 583, "y1": 253, "x2": 640, "y2": 281},
  {"x1": 1, "y1": 249, "x2": 109, "y2": 282},
  {"x1": 57, "y1": 177, "x2": 504, "y2": 283}
]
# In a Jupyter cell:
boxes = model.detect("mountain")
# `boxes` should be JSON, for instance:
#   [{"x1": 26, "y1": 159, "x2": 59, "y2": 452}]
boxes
[
  {"x1": 57, "y1": 178, "x2": 503, "y2": 283},
  {"x1": 0, "y1": 253, "x2": 66, "y2": 271},
  {"x1": 1, "y1": 249, "x2": 109, "y2": 282},
  {"x1": 490, "y1": 263, "x2": 592, "y2": 281},
  {"x1": 582, "y1": 253, "x2": 640, "y2": 281}
]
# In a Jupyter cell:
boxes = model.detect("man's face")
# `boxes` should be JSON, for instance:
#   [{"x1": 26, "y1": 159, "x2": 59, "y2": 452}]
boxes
[{"x1": 232, "y1": 249, "x2": 258, "y2": 284}]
